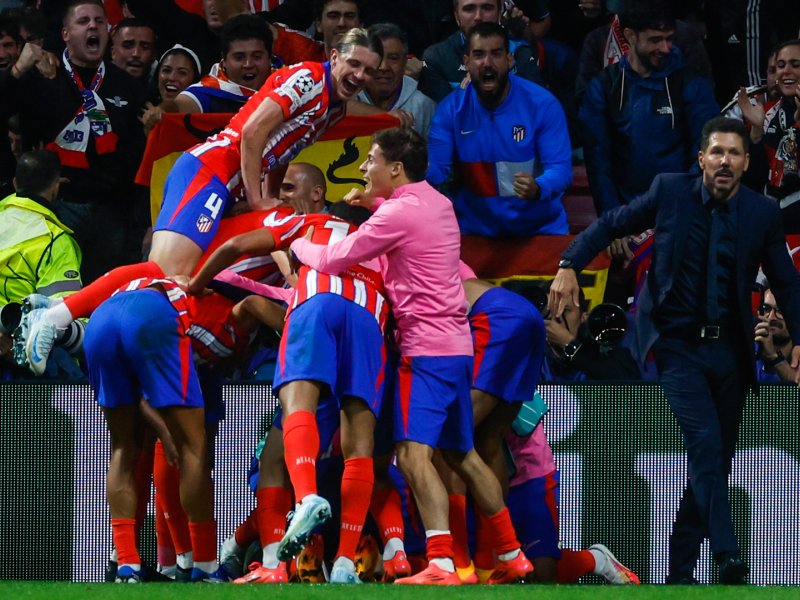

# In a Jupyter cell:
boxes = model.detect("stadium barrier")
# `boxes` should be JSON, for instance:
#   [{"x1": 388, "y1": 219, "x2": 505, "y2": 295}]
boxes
[{"x1": 1, "y1": 381, "x2": 798, "y2": 584}]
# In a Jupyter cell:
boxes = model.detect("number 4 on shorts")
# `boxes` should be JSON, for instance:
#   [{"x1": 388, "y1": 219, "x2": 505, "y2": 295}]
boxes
[{"x1": 205, "y1": 193, "x2": 223, "y2": 220}]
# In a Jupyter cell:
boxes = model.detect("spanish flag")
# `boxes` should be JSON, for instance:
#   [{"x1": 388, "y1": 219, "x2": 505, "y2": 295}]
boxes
[
  {"x1": 135, "y1": 112, "x2": 400, "y2": 225},
  {"x1": 461, "y1": 235, "x2": 612, "y2": 309}
]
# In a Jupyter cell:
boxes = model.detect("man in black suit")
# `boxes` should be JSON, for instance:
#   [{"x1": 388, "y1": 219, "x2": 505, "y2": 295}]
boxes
[{"x1": 550, "y1": 116, "x2": 800, "y2": 585}]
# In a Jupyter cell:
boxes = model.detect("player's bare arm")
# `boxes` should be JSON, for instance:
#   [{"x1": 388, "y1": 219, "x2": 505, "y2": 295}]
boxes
[
  {"x1": 241, "y1": 98, "x2": 287, "y2": 210},
  {"x1": 188, "y1": 229, "x2": 278, "y2": 294}
]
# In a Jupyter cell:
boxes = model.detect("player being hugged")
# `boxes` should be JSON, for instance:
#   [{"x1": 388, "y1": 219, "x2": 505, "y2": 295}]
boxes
[
  {"x1": 20, "y1": 29, "x2": 385, "y2": 376},
  {"x1": 188, "y1": 201, "x2": 389, "y2": 584},
  {"x1": 290, "y1": 128, "x2": 532, "y2": 585}
]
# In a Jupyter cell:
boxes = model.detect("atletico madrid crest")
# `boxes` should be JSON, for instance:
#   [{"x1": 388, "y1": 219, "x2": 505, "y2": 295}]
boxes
[
  {"x1": 196, "y1": 214, "x2": 213, "y2": 233},
  {"x1": 512, "y1": 125, "x2": 526, "y2": 142}
]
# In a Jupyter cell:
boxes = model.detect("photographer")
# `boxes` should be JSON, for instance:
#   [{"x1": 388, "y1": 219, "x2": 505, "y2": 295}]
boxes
[
  {"x1": 540, "y1": 281, "x2": 641, "y2": 381},
  {"x1": 755, "y1": 287, "x2": 799, "y2": 383}
]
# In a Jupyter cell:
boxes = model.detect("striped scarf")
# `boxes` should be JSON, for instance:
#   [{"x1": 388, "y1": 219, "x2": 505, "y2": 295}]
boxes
[
  {"x1": 196, "y1": 61, "x2": 258, "y2": 99},
  {"x1": 47, "y1": 50, "x2": 118, "y2": 168}
]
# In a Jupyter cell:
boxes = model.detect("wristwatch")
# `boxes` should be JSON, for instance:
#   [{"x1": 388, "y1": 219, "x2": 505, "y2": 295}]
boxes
[
  {"x1": 558, "y1": 258, "x2": 576, "y2": 270},
  {"x1": 763, "y1": 350, "x2": 786, "y2": 368},
  {"x1": 563, "y1": 339, "x2": 582, "y2": 361}
]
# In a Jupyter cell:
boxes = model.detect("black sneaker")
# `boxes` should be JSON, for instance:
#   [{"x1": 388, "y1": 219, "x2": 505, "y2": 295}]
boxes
[{"x1": 104, "y1": 559, "x2": 118, "y2": 582}]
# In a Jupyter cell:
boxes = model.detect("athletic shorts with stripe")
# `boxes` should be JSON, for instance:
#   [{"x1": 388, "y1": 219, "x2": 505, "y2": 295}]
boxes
[
  {"x1": 85, "y1": 289, "x2": 203, "y2": 410},
  {"x1": 506, "y1": 470, "x2": 562, "y2": 560},
  {"x1": 393, "y1": 354, "x2": 474, "y2": 453},
  {"x1": 471, "y1": 286, "x2": 546, "y2": 403},
  {"x1": 153, "y1": 152, "x2": 235, "y2": 252},
  {"x1": 273, "y1": 293, "x2": 385, "y2": 416}
]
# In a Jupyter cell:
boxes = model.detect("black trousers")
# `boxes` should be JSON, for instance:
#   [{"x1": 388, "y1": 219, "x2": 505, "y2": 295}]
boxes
[{"x1": 653, "y1": 334, "x2": 747, "y2": 579}]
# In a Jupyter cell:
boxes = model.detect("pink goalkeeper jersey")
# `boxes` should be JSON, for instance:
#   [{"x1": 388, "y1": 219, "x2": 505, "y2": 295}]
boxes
[
  {"x1": 506, "y1": 423, "x2": 557, "y2": 486},
  {"x1": 291, "y1": 181, "x2": 472, "y2": 357}
]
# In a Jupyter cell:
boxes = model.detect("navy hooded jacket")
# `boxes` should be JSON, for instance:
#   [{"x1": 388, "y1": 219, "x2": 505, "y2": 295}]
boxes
[{"x1": 579, "y1": 47, "x2": 719, "y2": 215}]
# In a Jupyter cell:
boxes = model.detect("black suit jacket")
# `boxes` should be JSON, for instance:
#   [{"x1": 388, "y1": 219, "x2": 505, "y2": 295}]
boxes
[{"x1": 562, "y1": 173, "x2": 800, "y2": 387}]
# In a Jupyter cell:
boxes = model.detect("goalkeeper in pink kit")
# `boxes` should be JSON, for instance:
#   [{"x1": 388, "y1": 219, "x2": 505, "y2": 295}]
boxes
[{"x1": 291, "y1": 127, "x2": 531, "y2": 585}]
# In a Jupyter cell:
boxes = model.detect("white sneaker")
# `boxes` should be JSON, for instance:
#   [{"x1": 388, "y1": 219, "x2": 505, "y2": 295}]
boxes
[
  {"x1": 277, "y1": 494, "x2": 332, "y2": 561},
  {"x1": 23, "y1": 309, "x2": 59, "y2": 376},
  {"x1": 330, "y1": 557, "x2": 361, "y2": 584},
  {"x1": 22, "y1": 294, "x2": 57, "y2": 314},
  {"x1": 589, "y1": 544, "x2": 640, "y2": 584}
]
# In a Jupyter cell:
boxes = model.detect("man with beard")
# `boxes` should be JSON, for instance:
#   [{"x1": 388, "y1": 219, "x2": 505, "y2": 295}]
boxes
[
  {"x1": 427, "y1": 21, "x2": 572, "y2": 237},
  {"x1": 550, "y1": 117, "x2": 800, "y2": 585},
  {"x1": 579, "y1": 1, "x2": 718, "y2": 260},
  {"x1": 0, "y1": 0, "x2": 147, "y2": 283},
  {"x1": 755, "y1": 286, "x2": 799, "y2": 382},
  {"x1": 110, "y1": 18, "x2": 156, "y2": 82}
]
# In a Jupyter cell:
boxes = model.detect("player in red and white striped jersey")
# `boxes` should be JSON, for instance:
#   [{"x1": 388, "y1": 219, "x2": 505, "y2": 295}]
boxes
[{"x1": 188, "y1": 201, "x2": 389, "y2": 584}]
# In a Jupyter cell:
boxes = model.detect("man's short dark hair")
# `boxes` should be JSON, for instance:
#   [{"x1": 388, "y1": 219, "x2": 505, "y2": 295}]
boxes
[
  {"x1": 453, "y1": 0, "x2": 501, "y2": 10},
  {"x1": 619, "y1": 0, "x2": 675, "y2": 34},
  {"x1": 335, "y1": 28, "x2": 383, "y2": 63},
  {"x1": 701, "y1": 117, "x2": 750, "y2": 155},
  {"x1": 772, "y1": 38, "x2": 800, "y2": 60},
  {"x1": 220, "y1": 14, "x2": 273, "y2": 58},
  {"x1": 63, "y1": 0, "x2": 106, "y2": 26},
  {"x1": 112, "y1": 18, "x2": 155, "y2": 38},
  {"x1": 371, "y1": 127, "x2": 428, "y2": 183},
  {"x1": 0, "y1": 14, "x2": 21, "y2": 44},
  {"x1": 15, "y1": 150, "x2": 61, "y2": 198},
  {"x1": 10, "y1": 6, "x2": 46, "y2": 41},
  {"x1": 315, "y1": 0, "x2": 362, "y2": 22},
  {"x1": 465, "y1": 21, "x2": 509, "y2": 54},
  {"x1": 328, "y1": 201, "x2": 372, "y2": 226},
  {"x1": 368, "y1": 23, "x2": 408, "y2": 55}
]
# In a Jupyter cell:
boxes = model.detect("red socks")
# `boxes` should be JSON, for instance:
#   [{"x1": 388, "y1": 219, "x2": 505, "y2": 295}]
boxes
[
  {"x1": 484, "y1": 507, "x2": 519, "y2": 555},
  {"x1": 369, "y1": 487, "x2": 405, "y2": 545},
  {"x1": 282, "y1": 410, "x2": 320, "y2": 501},
  {"x1": 557, "y1": 549, "x2": 596, "y2": 583},
  {"x1": 336, "y1": 457, "x2": 374, "y2": 561},
  {"x1": 255, "y1": 486, "x2": 294, "y2": 548},
  {"x1": 112, "y1": 518, "x2": 141, "y2": 566},
  {"x1": 64, "y1": 260, "x2": 164, "y2": 319},
  {"x1": 473, "y1": 511, "x2": 496, "y2": 570},
  {"x1": 426, "y1": 533, "x2": 454, "y2": 561},
  {"x1": 234, "y1": 508, "x2": 260, "y2": 549},
  {"x1": 155, "y1": 503, "x2": 176, "y2": 567},
  {"x1": 448, "y1": 494, "x2": 471, "y2": 569},
  {"x1": 153, "y1": 442, "x2": 192, "y2": 554},
  {"x1": 189, "y1": 520, "x2": 217, "y2": 563}
]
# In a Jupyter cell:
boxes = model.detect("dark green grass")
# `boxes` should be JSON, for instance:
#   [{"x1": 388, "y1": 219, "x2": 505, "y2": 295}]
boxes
[{"x1": 2, "y1": 582, "x2": 798, "y2": 600}]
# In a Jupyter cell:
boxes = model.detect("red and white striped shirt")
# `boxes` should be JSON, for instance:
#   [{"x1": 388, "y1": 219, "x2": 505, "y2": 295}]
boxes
[
  {"x1": 263, "y1": 211, "x2": 390, "y2": 331},
  {"x1": 112, "y1": 278, "x2": 252, "y2": 364},
  {"x1": 189, "y1": 61, "x2": 344, "y2": 199}
]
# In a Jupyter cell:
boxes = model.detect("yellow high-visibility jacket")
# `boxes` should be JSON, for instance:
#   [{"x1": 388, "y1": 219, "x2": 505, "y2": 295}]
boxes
[{"x1": 0, "y1": 193, "x2": 82, "y2": 306}]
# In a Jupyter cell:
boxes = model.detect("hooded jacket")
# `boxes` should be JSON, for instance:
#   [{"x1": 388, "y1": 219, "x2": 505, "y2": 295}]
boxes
[
  {"x1": 0, "y1": 194, "x2": 82, "y2": 305},
  {"x1": 356, "y1": 76, "x2": 438, "y2": 139},
  {"x1": 579, "y1": 47, "x2": 719, "y2": 215}
]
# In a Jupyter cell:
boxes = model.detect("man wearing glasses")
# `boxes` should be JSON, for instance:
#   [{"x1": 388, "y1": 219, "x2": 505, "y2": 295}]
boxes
[{"x1": 755, "y1": 286, "x2": 799, "y2": 382}]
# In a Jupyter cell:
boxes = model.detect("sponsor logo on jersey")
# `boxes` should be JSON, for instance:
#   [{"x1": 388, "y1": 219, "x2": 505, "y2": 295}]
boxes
[
  {"x1": 196, "y1": 214, "x2": 213, "y2": 233},
  {"x1": 64, "y1": 270, "x2": 80, "y2": 279},
  {"x1": 513, "y1": 125, "x2": 526, "y2": 142},
  {"x1": 656, "y1": 106, "x2": 673, "y2": 115}
]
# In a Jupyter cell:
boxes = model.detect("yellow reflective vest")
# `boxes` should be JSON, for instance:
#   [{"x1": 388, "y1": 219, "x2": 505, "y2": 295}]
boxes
[{"x1": 0, "y1": 193, "x2": 82, "y2": 306}]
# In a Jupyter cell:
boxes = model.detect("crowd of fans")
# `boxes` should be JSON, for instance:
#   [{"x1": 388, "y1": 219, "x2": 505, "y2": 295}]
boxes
[{"x1": 1, "y1": 0, "x2": 800, "y2": 384}]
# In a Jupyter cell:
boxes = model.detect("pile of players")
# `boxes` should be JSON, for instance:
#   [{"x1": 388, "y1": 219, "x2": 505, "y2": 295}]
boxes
[{"x1": 14, "y1": 28, "x2": 638, "y2": 586}]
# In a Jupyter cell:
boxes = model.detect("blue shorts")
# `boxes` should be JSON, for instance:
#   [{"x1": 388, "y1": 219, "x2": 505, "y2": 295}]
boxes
[
  {"x1": 274, "y1": 294, "x2": 385, "y2": 415},
  {"x1": 373, "y1": 349, "x2": 398, "y2": 457},
  {"x1": 197, "y1": 365, "x2": 225, "y2": 423},
  {"x1": 271, "y1": 397, "x2": 341, "y2": 458},
  {"x1": 506, "y1": 470, "x2": 561, "y2": 560},
  {"x1": 153, "y1": 152, "x2": 234, "y2": 252},
  {"x1": 393, "y1": 355, "x2": 474, "y2": 453},
  {"x1": 85, "y1": 289, "x2": 203, "y2": 410},
  {"x1": 471, "y1": 287, "x2": 546, "y2": 403}
]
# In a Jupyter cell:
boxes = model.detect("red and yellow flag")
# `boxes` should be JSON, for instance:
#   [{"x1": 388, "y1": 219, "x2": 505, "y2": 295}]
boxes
[{"x1": 135, "y1": 112, "x2": 400, "y2": 224}]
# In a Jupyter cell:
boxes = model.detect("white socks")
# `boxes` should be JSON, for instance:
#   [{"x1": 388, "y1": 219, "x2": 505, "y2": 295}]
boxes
[
  {"x1": 333, "y1": 556, "x2": 355, "y2": 572},
  {"x1": 498, "y1": 548, "x2": 521, "y2": 561},
  {"x1": 262, "y1": 542, "x2": 281, "y2": 569},
  {"x1": 176, "y1": 551, "x2": 193, "y2": 570},
  {"x1": 194, "y1": 559, "x2": 218, "y2": 574},
  {"x1": 47, "y1": 302, "x2": 73, "y2": 330},
  {"x1": 382, "y1": 537, "x2": 405, "y2": 561}
]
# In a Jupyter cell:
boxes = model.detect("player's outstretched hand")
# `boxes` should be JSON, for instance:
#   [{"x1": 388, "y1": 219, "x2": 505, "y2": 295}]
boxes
[
  {"x1": 304, "y1": 226, "x2": 315, "y2": 241},
  {"x1": 345, "y1": 188, "x2": 375, "y2": 208},
  {"x1": 549, "y1": 267, "x2": 580, "y2": 320}
]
